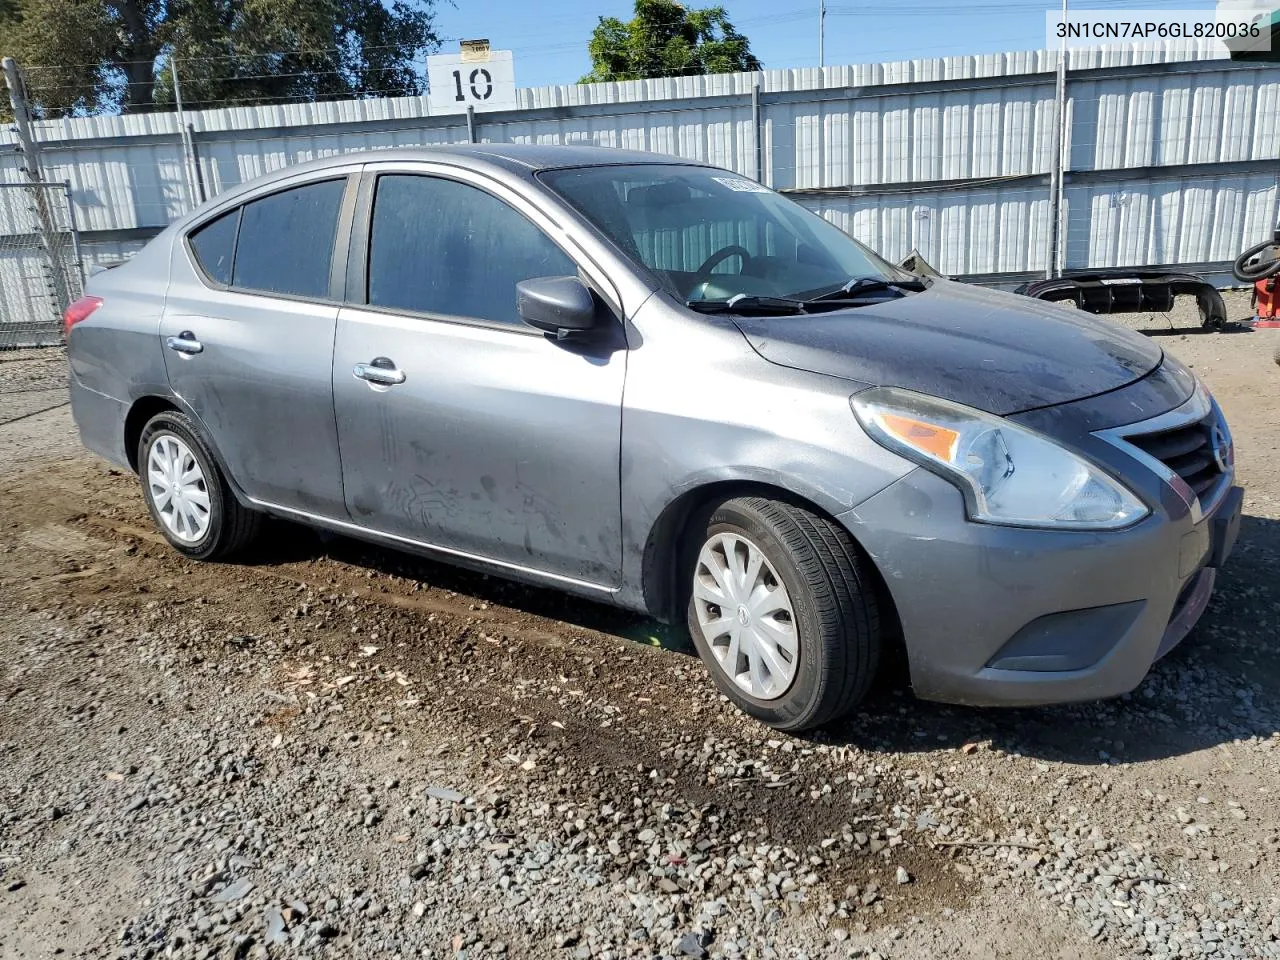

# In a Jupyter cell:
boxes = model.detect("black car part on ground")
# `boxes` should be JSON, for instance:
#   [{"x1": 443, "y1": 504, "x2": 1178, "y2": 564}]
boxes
[{"x1": 1013, "y1": 271, "x2": 1228, "y2": 330}]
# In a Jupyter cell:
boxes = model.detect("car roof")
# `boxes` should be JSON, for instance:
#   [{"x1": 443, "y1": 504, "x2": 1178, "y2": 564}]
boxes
[
  {"x1": 434, "y1": 143, "x2": 709, "y2": 171},
  {"x1": 269, "y1": 143, "x2": 707, "y2": 181},
  {"x1": 180, "y1": 143, "x2": 712, "y2": 226}
]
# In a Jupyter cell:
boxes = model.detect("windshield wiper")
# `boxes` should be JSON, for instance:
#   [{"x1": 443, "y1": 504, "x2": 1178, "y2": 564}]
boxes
[
  {"x1": 685, "y1": 294, "x2": 810, "y2": 315},
  {"x1": 804, "y1": 275, "x2": 928, "y2": 303}
]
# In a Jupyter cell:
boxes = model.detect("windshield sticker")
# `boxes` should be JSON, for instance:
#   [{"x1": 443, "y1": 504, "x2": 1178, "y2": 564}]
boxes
[{"x1": 712, "y1": 176, "x2": 771, "y2": 194}]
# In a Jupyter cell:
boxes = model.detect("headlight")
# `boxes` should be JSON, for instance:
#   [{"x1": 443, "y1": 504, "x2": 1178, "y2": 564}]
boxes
[{"x1": 851, "y1": 387, "x2": 1149, "y2": 530}]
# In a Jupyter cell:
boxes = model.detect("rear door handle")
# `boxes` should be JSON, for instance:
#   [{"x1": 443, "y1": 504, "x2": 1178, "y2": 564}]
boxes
[
  {"x1": 166, "y1": 332, "x2": 203, "y2": 355},
  {"x1": 353, "y1": 358, "x2": 406, "y2": 386}
]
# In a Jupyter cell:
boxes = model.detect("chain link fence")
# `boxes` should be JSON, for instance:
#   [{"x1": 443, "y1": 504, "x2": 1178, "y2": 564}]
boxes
[{"x1": 0, "y1": 181, "x2": 84, "y2": 350}]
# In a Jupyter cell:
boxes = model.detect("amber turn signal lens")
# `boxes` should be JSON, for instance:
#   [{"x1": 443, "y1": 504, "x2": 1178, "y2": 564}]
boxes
[{"x1": 879, "y1": 413, "x2": 960, "y2": 461}]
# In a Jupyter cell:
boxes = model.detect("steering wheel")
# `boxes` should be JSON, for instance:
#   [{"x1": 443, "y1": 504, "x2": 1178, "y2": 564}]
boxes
[{"x1": 692, "y1": 245, "x2": 752, "y2": 286}]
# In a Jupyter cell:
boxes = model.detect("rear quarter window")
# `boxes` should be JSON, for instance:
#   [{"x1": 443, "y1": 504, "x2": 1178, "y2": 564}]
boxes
[{"x1": 188, "y1": 209, "x2": 240, "y2": 285}]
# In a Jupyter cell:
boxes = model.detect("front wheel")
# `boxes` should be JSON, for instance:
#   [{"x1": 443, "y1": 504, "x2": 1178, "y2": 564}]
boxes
[
  {"x1": 138, "y1": 411, "x2": 261, "y2": 560},
  {"x1": 685, "y1": 496, "x2": 882, "y2": 731}
]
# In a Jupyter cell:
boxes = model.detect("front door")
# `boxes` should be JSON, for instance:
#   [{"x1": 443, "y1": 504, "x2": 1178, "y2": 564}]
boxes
[
  {"x1": 332, "y1": 170, "x2": 626, "y2": 587},
  {"x1": 161, "y1": 174, "x2": 355, "y2": 516}
]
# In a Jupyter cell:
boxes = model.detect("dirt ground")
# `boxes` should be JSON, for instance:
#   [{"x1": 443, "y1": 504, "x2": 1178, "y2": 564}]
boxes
[{"x1": 1, "y1": 294, "x2": 1279, "y2": 960}]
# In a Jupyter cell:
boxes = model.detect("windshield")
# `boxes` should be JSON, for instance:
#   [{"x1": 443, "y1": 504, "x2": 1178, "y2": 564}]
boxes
[{"x1": 540, "y1": 164, "x2": 910, "y2": 305}]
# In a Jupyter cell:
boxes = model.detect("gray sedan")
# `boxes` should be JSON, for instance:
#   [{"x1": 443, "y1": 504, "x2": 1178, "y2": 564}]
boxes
[{"x1": 66, "y1": 144, "x2": 1243, "y2": 731}]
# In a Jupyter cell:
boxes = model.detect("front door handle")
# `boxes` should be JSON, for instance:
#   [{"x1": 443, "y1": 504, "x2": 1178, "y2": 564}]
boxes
[
  {"x1": 166, "y1": 331, "x2": 203, "y2": 355},
  {"x1": 353, "y1": 358, "x2": 406, "y2": 386}
]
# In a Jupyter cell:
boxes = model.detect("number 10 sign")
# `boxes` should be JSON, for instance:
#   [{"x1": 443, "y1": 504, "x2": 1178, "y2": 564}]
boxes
[{"x1": 426, "y1": 51, "x2": 518, "y2": 115}]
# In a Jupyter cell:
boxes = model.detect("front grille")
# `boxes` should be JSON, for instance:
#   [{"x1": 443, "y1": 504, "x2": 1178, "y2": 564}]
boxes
[{"x1": 1126, "y1": 413, "x2": 1223, "y2": 502}]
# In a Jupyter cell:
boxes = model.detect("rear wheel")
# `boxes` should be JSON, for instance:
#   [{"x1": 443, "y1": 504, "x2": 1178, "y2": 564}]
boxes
[
  {"x1": 685, "y1": 496, "x2": 882, "y2": 731},
  {"x1": 137, "y1": 411, "x2": 260, "y2": 560}
]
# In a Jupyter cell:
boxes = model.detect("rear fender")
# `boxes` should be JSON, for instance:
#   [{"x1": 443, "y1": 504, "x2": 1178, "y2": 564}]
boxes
[{"x1": 124, "y1": 389, "x2": 255, "y2": 509}]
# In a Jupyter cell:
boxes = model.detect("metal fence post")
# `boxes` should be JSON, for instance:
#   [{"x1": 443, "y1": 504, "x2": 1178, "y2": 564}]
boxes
[
  {"x1": 1054, "y1": 73, "x2": 1069, "y2": 279},
  {"x1": 3, "y1": 57, "x2": 41, "y2": 182},
  {"x1": 2, "y1": 56, "x2": 74, "y2": 315},
  {"x1": 1047, "y1": 0, "x2": 1069, "y2": 279},
  {"x1": 188, "y1": 123, "x2": 207, "y2": 204},
  {"x1": 63, "y1": 180, "x2": 86, "y2": 288},
  {"x1": 752, "y1": 78, "x2": 764, "y2": 184},
  {"x1": 171, "y1": 58, "x2": 204, "y2": 210}
]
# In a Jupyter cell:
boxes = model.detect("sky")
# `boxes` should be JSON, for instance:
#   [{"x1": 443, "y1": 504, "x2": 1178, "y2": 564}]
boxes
[{"x1": 430, "y1": 0, "x2": 1226, "y2": 89}]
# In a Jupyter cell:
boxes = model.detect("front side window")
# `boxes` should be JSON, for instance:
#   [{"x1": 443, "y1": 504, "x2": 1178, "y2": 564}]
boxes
[
  {"x1": 231, "y1": 179, "x2": 347, "y2": 298},
  {"x1": 367, "y1": 174, "x2": 577, "y2": 325},
  {"x1": 540, "y1": 164, "x2": 906, "y2": 305}
]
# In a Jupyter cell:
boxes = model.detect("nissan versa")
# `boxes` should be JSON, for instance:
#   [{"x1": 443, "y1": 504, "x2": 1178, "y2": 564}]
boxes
[{"x1": 66, "y1": 145, "x2": 1243, "y2": 731}]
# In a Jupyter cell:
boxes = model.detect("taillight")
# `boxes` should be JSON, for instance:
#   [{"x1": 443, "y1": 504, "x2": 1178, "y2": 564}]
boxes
[{"x1": 63, "y1": 296, "x2": 104, "y2": 337}]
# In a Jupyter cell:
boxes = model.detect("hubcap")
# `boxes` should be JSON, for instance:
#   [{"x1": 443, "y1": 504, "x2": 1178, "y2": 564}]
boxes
[
  {"x1": 147, "y1": 434, "x2": 211, "y2": 543},
  {"x1": 693, "y1": 532, "x2": 798, "y2": 701}
]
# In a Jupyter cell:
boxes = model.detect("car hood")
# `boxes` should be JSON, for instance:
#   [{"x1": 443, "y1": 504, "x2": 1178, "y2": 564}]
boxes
[{"x1": 731, "y1": 279, "x2": 1164, "y2": 416}]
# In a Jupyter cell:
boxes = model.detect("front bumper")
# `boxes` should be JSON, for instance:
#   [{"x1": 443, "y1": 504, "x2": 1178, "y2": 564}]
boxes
[{"x1": 839, "y1": 469, "x2": 1243, "y2": 707}]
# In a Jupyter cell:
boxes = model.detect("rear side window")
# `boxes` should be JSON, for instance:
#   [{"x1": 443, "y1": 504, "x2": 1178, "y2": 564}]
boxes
[
  {"x1": 188, "y1": 208, "x2": 239, "y2": 285},
  {"x1": 231, "y1": 179, "x2": 346, "y2": 298},
  {"x1": 367, "y1": 174, "x2": 576, "y2": 325}
]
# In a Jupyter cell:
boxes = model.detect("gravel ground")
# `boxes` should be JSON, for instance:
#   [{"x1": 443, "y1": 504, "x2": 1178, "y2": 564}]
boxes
[
  {"x1": 1, "y1": 290, "x2": 1279, "y2": 960},
  {"x1": 0, "y1": 349, "x2": 69, "y2": 434}
]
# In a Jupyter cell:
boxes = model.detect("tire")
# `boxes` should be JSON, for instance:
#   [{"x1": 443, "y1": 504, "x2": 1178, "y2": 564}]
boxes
[
  {"x1": 684, "y1": 496, "x2": 881, "y2": 732},
  {"x1": 137, "y1": 411, "x2": 261, "y2": 561},
  {"x1": 1232, "y1": 239, "x2": 1280, "y2": 283}
]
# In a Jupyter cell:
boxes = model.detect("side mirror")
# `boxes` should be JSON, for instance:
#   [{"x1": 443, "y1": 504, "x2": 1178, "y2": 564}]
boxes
[{"x1": 517, "y1": 276, "x2": 598, "y2": 338}]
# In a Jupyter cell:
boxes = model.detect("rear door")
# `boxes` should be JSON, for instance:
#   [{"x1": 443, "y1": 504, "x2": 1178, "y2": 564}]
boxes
[
  {"x1": 331, "y1": 166, "x2": 627, "y2": 588},
  {"x1": 162, "y1": 171, "x2": 358, "y2": 516}
]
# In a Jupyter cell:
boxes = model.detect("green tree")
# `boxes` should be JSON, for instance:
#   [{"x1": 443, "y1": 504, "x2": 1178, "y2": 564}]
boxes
[
  {"x1": 582, "y1": 0, "x2": 761, "y2": 84},
  {"x1": 0, "y1": 0, "x2": 441, "y2": 116}
]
